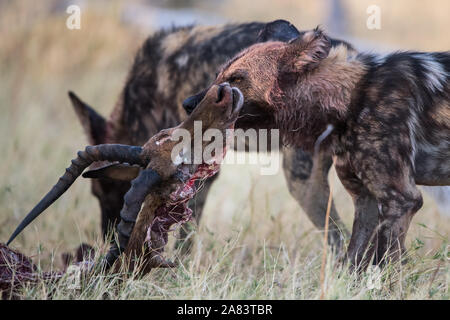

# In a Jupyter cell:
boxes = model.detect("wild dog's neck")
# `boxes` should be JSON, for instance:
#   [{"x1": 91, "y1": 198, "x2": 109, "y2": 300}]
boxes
[{"x1": 276, "y1": 46, "x2": 367, "y2": 150}]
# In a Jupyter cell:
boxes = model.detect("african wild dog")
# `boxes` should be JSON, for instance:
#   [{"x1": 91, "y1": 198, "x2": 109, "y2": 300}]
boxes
[
  {"x1": 184, "y1": 27, "x2": 450, "y2": 267},
  {"x1": 69, "y1": 20, "x2": 354, "y2": 251}
]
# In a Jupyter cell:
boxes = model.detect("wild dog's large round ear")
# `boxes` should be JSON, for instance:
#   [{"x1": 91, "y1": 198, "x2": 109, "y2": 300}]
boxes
[
  {"x1": 68, "y1": 91, "x2": 107, "y2": 145},
  {"x1": 257, "y1": 19, "x2": 301, "y2": 43},
  {"x1": 283, "y1": 26, "x2": 331, "y2": 72}
]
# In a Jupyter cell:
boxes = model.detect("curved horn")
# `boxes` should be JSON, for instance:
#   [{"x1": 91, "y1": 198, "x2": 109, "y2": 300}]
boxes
[
  {"x1": 103, "y1": 168, "x2": 161, "y2": 267},
  {"x1": 7, "y1": 144, "x2": 145, "y2": 245}
]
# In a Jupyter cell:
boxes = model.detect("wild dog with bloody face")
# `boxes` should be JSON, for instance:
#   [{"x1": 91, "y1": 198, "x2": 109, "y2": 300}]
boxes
[
  {"x1": 69, "y1": 20, "x2": 354, "y2": 251},
  {"x1": 183, "y1": 27, "x2": 450, "y2": 268}
]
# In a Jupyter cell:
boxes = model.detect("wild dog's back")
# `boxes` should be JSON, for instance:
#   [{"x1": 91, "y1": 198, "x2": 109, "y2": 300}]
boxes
[
  {"x1": 353, "y1": 51, "x2": 450, "y2": 185},
  {"x1": 414, "y1": 52, "x2": 450, "y2": 184}
]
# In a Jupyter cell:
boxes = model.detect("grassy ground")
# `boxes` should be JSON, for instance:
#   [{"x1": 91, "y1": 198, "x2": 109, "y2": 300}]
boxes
[{"x1": 0, "y1": 1, "x2": 448, "y2": 299}]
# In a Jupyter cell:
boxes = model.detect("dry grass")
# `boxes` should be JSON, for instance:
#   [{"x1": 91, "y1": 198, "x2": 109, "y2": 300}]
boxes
[{"x1": 0, "y1": 0, "x2": 448, "y2": 299}]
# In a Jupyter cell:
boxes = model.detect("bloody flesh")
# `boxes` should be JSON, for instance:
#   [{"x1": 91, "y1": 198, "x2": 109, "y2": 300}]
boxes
[{"x1": 147, "y1": 161, "x2": 221, "y2": 252}]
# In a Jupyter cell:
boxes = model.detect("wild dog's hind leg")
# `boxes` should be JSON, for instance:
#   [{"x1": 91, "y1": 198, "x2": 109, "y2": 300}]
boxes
[
  {"x1": 282, "y1": 147, "x2": 348, "y2": 251},
  {"x1": 370, "y1": 173, "x2": 422, "y2": 265}
]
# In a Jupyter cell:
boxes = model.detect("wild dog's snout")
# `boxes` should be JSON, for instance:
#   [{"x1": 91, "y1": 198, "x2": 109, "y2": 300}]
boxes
[
  {"x1": 216, "y1": 82, "x2": 230, "y2": 103},
  {"x1": 183, "y1": 83, "x2": 239, "y2": 115},
  {"x1": 212, "y1": 83, "x2": 243, "y2": 115},
  {"x1": 182, "y1": 88, "x2": 207, "y2": 115},
  {"x1": 215, "y1": 83, "x2": 232, "y2": 107},
  {"x1": 216, "y1": 84, "x2": 225, "y2": 103},
  {"x1": 231, "y1": 87, "x2": 243, "y2": 113}
]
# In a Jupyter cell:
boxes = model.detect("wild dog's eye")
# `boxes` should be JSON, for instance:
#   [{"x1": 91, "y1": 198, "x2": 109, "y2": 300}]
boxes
[
  {"x1": 229, "y1": 76, "x2": 242, "y2": 83},
  {"x1": 228, "y1": 75, "x2": 245, "y2": 83},
  {"x1": 228, "y1": 70, "x2": 247, "y2": 84}
]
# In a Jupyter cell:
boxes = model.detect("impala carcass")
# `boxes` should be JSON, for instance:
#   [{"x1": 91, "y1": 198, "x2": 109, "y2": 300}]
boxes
[{"x1": 7, "y1": 83, "x2": 243, "y2": 272}]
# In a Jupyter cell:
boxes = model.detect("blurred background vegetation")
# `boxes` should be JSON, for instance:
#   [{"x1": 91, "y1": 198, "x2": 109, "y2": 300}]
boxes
[{"x1": 0, "y1": 0, "x2": 448, "y2": 299}]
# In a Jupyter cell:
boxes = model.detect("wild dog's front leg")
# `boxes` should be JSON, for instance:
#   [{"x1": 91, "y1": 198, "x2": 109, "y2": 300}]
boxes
[
  {"x1": 347, "y1": 194, "x2": 380, "y2": 269},
  {"x1": 375, "y1": 212, "x2": 415, "y2": 264},
  {"x1": 282, "y1": 147, "x2": 348, "y2": 251},
  {"x1": 335, "y1": 158, "x2": 379, "y2": 269},
  {"x1": 371, "y1": 177, "x2": 422, "y2": 264},
  {"x1": 352, "y1": 144, "x2": 423, "y2": 265}
]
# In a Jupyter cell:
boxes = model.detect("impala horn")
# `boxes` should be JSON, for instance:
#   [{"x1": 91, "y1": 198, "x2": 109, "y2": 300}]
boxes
[{"x1": 7, "y1": 144, "x2": 147, "y2": 245}]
